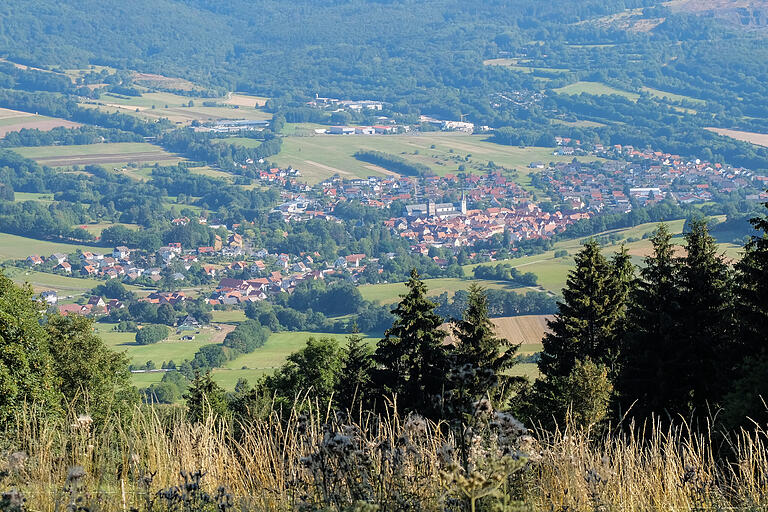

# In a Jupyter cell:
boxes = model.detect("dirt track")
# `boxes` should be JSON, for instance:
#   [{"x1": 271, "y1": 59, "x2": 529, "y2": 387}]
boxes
[{"x1": 210, "y1": 324, "x2": 236, "y2": 344}]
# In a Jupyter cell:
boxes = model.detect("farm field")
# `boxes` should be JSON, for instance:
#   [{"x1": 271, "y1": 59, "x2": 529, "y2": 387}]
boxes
[
  {"x1": 0, "y1": 233, "x2": 99, "y2": 261},
  {"x1": 462, "y1": 217, "x2": 746, "y2": 294},
  {"x1": 11, "y1": 142, "x2": 180, "y2": 167},
  {"x1": 0, "y1": 107, "x2": 80, "y2": 137},
  {"x1": 706, "y1": 127, "x2": 768, "y2": 147},
  {"x1": 553, "y1": 81, "x2": 640, "y2": 101},
  {"x1": 81, "y1": 91, "x2": 271, "y2": 126},
  {"x1": 360, "y1": 277, "x2": 530, "y2": 305},
  {"x1": 272, "y1": 133, "x2": 602, "y2": 185},
  {"x1": 443, "y1": 314, "x2": 551, "y2": 350}
]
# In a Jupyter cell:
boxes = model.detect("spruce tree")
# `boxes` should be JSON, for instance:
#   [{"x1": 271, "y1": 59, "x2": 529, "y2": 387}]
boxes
[
  {"x1": 617, "y1": 224, "x2": 682, "y2": 419},
  {"x1": 373, "y1": 269, "x2": 447, "y2": 415},
  {"x1": 676, "y1": 219, "x2": 734, "y2": 415},
  {"x1": 538, "y1": 240, "x2": 626, "y2": 380},
  {"x1": 335, "y1": 327, "x2": 374, "y2": 411},
  {"x1": 184, "y1": 371, "x2": 229, "y2": 423},
  {"x1": 448, "y1": 284, "x2": 522, "y2": 411},
  {"x1": 722, "y1": 200, "x2": 768, "y2": 428},
  {"x1": 736, "y1": 199, "x2": 768, "y2": 351}
]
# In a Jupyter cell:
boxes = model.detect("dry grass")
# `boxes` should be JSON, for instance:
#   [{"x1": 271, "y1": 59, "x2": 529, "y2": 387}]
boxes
[{"x1": 3, "y1": 403, "x2": 768, "y2": 510}]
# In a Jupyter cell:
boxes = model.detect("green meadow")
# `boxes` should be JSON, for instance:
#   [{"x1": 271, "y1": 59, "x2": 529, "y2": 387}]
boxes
[
  {"x1": 271, "y1": 133, "x2": 601, "y2": 185},
  {"x1": 0, "y1": 233, "x2": 98, "y2": 261}
]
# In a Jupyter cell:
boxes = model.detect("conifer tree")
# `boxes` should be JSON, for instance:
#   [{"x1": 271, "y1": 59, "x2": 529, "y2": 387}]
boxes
[
  {"x1": 736, "y1": 199, "x2": 768, "y2": 350},
  {"x1": 617, "y1": 224, "x2": 682, "y2": 418},
  {"x1": 373, "y1": 269, "x2": 446, "y2": 415},
  {"x1": 335, "y1": 326, "x2": 374, "y2": 411},
  {"x1": 675, "y1": 219, "x2": 735, "y2": 415},
  {"x1": 722, "y1": 200, "x2": 768, "y2": 428},
  {"x1": 184, "y1": 371, "x2": 229, "y2": 423},
  {"x1": 448, "y1": 284, "x2": 522, "y2": 412},
  {"x1": 538, "y1": 240, "x2": 626, "y2": 380}
]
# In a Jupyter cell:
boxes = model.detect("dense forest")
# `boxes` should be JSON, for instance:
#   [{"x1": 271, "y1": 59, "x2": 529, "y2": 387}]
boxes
[{"x1": 0, "y1": 1, "x2": 765, "y2": 169}]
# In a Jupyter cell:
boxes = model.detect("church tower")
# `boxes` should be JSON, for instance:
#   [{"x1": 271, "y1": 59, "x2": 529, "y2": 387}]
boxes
[
  {"x1": 427, "y1": 198, "x2": 436, "y2": 218},
  {"x1": 460, "y1": 190, "x2": 467, "y2": 215}
]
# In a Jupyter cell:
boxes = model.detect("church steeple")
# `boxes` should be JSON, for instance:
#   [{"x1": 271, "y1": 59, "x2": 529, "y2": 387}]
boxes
[{"x1": 460, "y1": 190, "x2": 467, "y2": 215}]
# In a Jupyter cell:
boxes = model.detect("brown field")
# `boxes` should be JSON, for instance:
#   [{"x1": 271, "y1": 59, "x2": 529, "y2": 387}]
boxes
[
  {"x1": 33, "y1": 151, "x2": 175, "y2": 166},
  {"x1": 706, "y1": 127, "x2": 768, "y2": 147},
  {"x1": 224, "y1": 93, "x2": 268, "y2": 108},
  {"x1": 443, "y1": 314, "x2": 551, "y2": 349},
  {"x1": 132, "y1": 72, "x2": 197, "y2": 91},
  {"x1": 0, "y1": 107, "x2": 81, "y2": 136}
]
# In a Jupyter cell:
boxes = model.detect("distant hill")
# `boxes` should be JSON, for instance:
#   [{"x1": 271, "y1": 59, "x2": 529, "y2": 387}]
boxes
[{"x1": 668, "y1": 0, "x2": 768, "y2": 30}]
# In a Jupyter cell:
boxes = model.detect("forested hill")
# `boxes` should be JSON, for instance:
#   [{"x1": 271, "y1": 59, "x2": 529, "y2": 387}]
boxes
[
  {"x1": 3, "y1": 0, "x2": 768, "y2": 168},
  {"x1": 0, "y1": 0, "x2": 659, "y2": 95}
]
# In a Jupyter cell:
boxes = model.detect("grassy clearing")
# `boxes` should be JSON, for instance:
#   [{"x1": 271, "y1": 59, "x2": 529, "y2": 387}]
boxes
[
  {"x1": 75, "y1": 222, "x2": 140, "y2": 238},
  {"x1": 553, "y1": 81, "x2": 640, "y2": 101},
  {"x1": 641, "y1": 86, "x2": 705, "y2": 105},
  {"x1": 13, "y1": 192, "x2": 56, "y2": 204},
  {"x1": 98, "y1": 323, "x2": 218, "y2": 366},
  {"x1": 273, "y1": 133, "x2": 601, "y2": 185},
  {"x1": 0, "y1": 233, "x2": 98, "y2": 261},
  {"x1": 187, "y1": 165, "x2": 235, "y2": 181},
  {"x1": 0, "y1": 107, "x2": 80, "y2": 136},
  {"x1": 3, "y1": 266, "x2": 102, "y2": 294},
  {"x1": 211, "y1": 309, "x2": 248, "y2": 323},
  {"x1": 460, "y1": 218, "x2": 746, "y2": 294},
  {"x1": 224, "y1": 331, "x2": 377, "y2": 372}
]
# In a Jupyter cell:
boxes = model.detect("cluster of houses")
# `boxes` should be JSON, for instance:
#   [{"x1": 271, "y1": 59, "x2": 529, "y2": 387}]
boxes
[
  {"x1": 543, "y1": 138, "x2": 768, "y2": 212},
  {"x1": 207, "y1": 252, "x2": 370, "y2": 305},
  {"x1": 314, "y1": 125, "x2": 403, "y2": 136},
  {"x1": 26, "y1": 247, "x2": 148, "y2": 280},
  {"x1": 306, "y1": 96, "x2": 385, "y2": 111},
  {"x1": 386, "y1": 202, "x2": 589, "y2": 251}
]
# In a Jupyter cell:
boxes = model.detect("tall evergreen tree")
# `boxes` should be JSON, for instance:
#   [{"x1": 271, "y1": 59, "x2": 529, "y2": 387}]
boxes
[
  {"x1": 736, "y1": 198, "x2": 768, "y2": 351},
  {"x1": 676, "y1": 219, "x2": 735, "y2": 415},
  {"x1": 373, "y1": 269, "x2": 446, "y2": 415},
  {"x1": 538, "y1": 240, "x2": 626, "y2": 380},
  {"x1": 335, "y1": 327, "x2": 374, "y2": 411},
  {"x1": 447, "y1": 284, "x2": 525, "y2": 467},
  {"x1": 184, "y1": 371, "x2": 229, "y2": 423},
  {"x1": 617, "y1": 224, "x2": 682, "y2": 419},
  {"x1": 722, "y1": 200, "x2": 768, "y2": 428},
  {"x1": 448, "y1": 284, "x2": 522, "y2": 410},
  {"x1": 530, "y1": 241, "x2": 628, "y2": 427}
]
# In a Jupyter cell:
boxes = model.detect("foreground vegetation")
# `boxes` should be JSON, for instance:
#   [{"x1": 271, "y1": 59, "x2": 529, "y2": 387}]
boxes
[{"x1": 5, "y1": 403, "x2": 768, "y2": 511}]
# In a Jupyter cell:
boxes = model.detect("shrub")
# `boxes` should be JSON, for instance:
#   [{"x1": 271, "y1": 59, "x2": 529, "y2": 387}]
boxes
[{"x1": 135, "y1": 324, "x2": 170, "y2": 345}]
